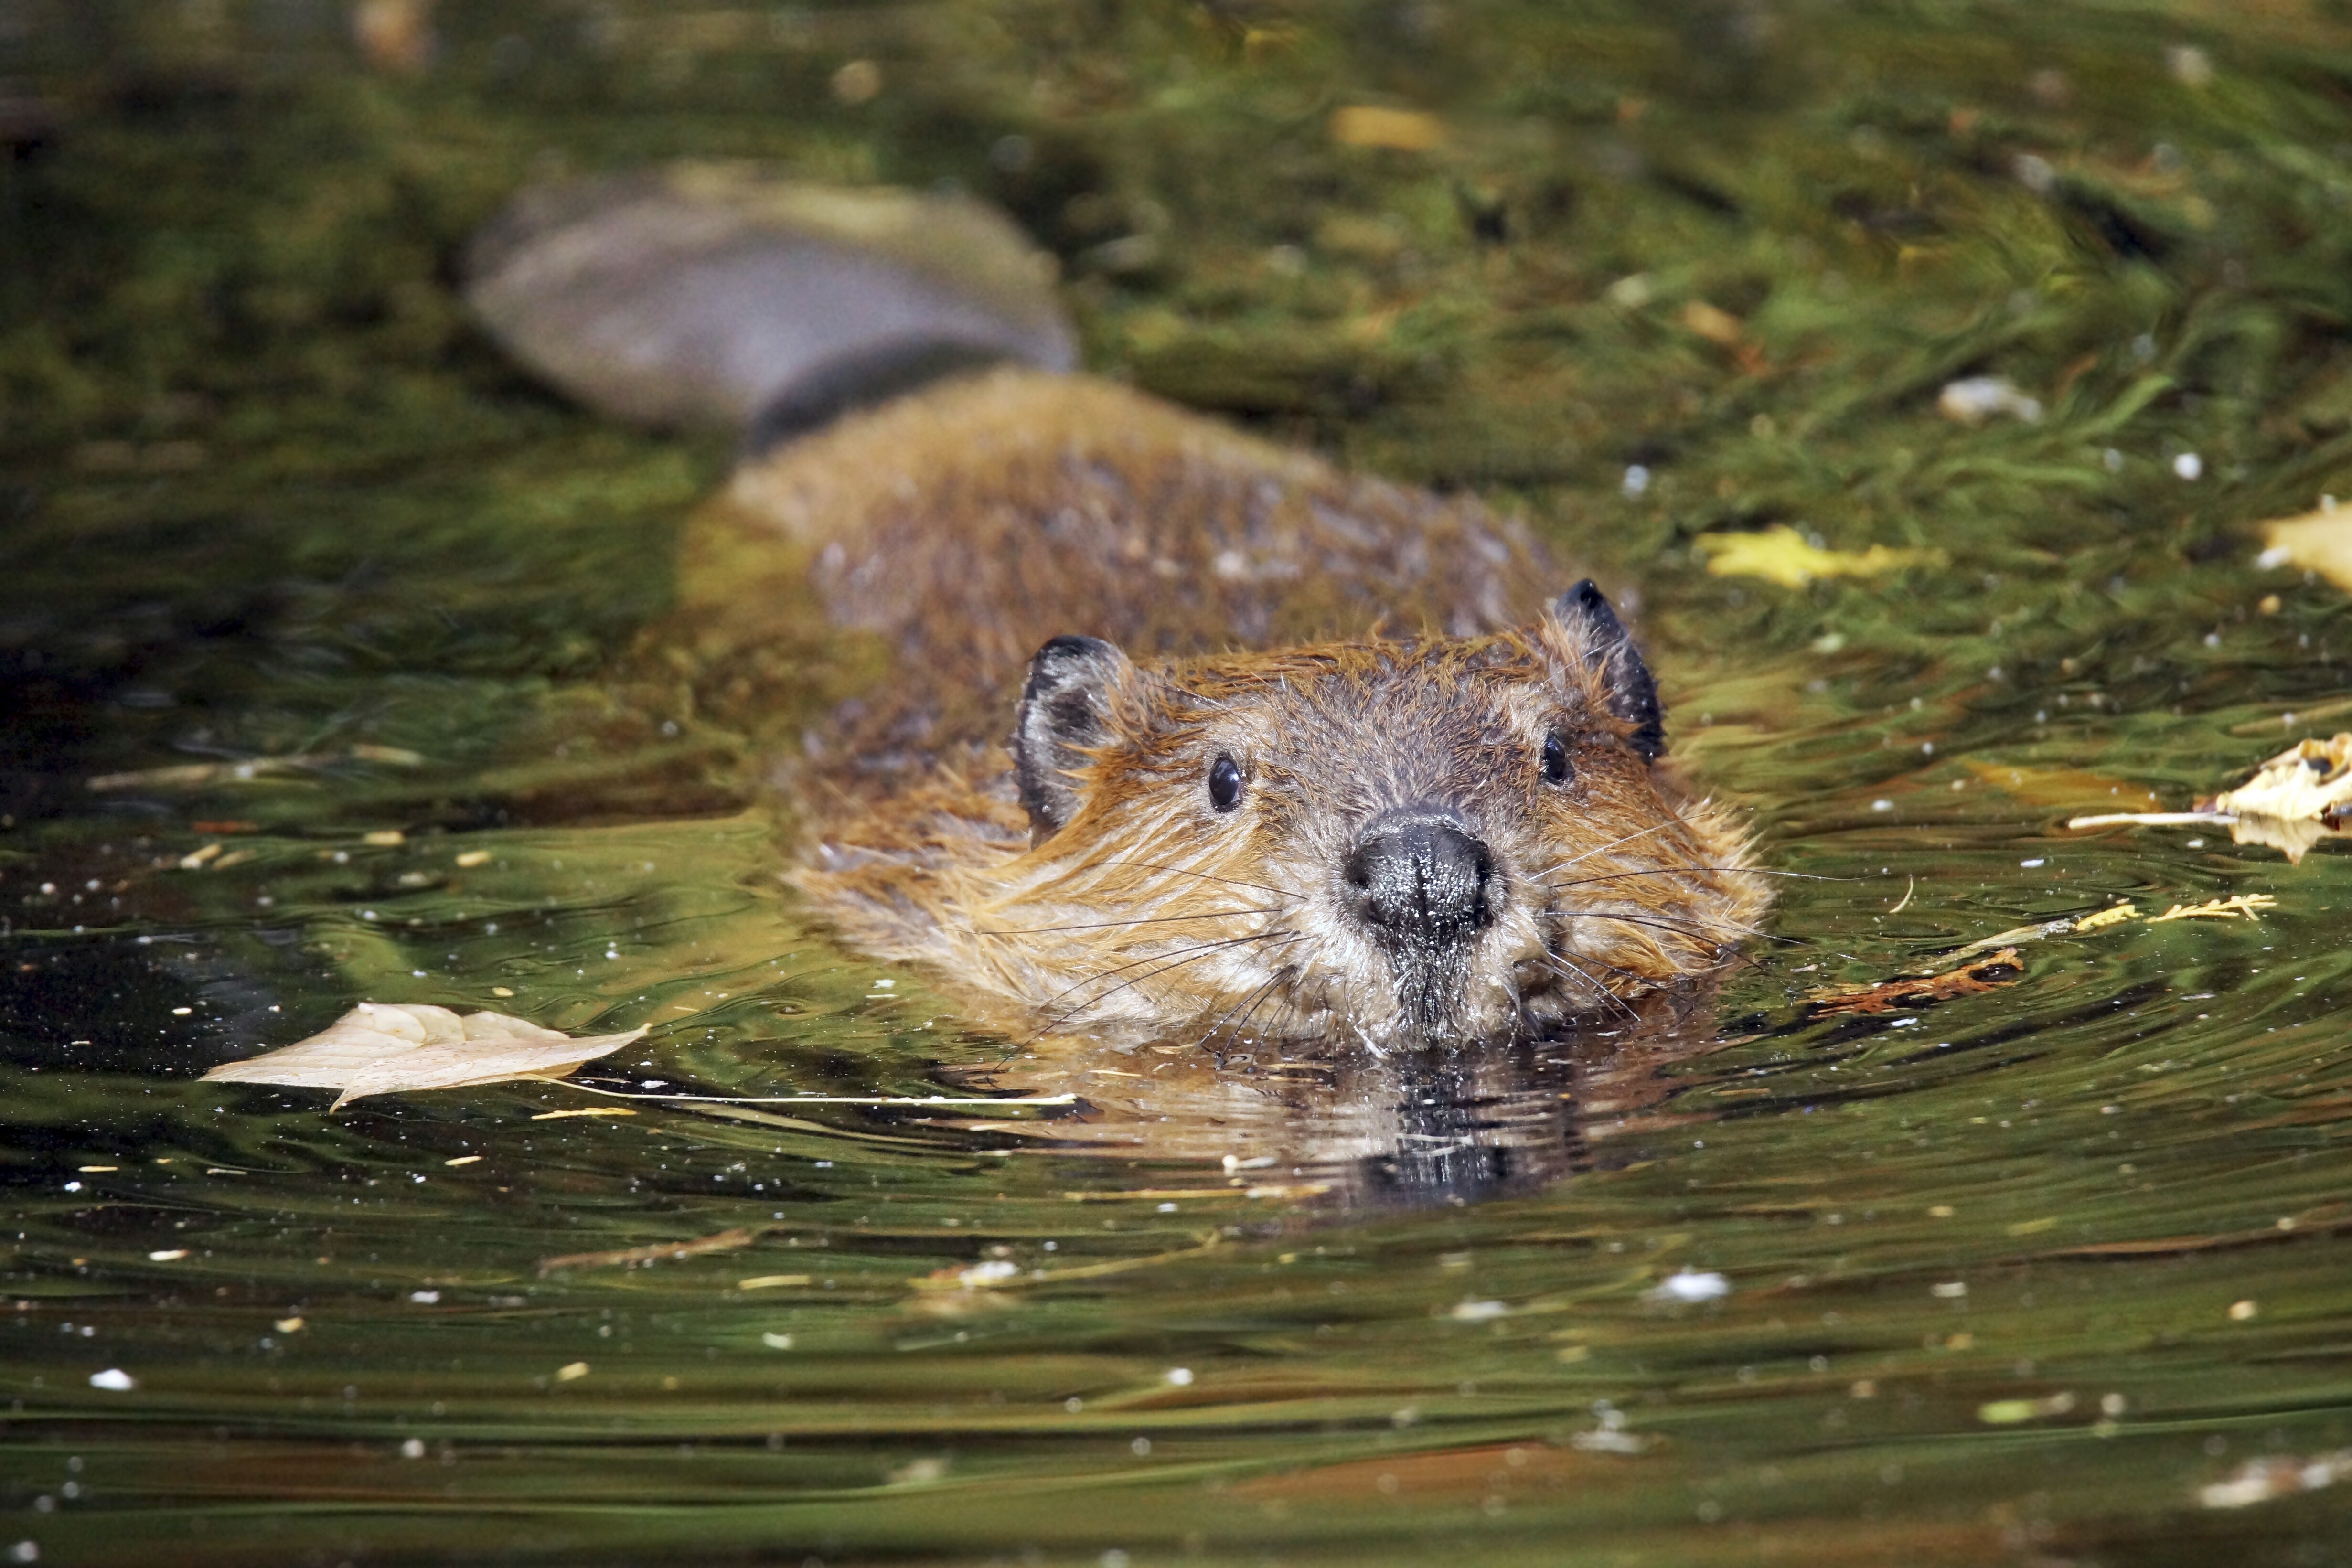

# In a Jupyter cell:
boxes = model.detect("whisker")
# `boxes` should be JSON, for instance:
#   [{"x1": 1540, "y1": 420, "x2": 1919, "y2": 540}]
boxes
[
  {"x1": 1538, "y1": 954, "x2": 1639, "y2": 1023},
  {"x1": 1223, "y1": 966, "x2": 1294, "y2": 1047},
  {"x1": 1195, "y1": 966, "x2": 1291, "y2": 1051},
  {"x1": 1541, "y1": 866, "x2": 1847, "y2": 891},
  {"x1": 1573, "y1": 907, "x2": 1808, "y2": 948},
  {"x1": 1538, "y1": 815, "x2": 1714, "y2": 874},
  {"x1": 1033, "y1": 930, "x2": 1287, "y2": 1017},
  {"x1": 976, "y1": 906, "x2": 1284, "y2": 937},
  {"x1": 1042, "y1": 932, "x2": 1303, "y2": 1035},
  {"x1": 1088, "y1": 860, "x2": 1299, "y2": 901}
]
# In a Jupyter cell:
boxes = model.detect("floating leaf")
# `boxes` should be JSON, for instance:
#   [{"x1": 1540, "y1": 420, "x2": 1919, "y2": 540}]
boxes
[
  {"x1": 1805, "y1": 949, "x2": 2025, "y2": 1015},
  {"x1": 1961, "y1": 759, "x2": 2164, "y2": 811},
  {"x1": 1694, "y1": 525, "x2": 1945, "y2": 588},
  {"x1": 2067, "y1": 734, "x2": 2352, "y2": 862},
  {"x1": 1328, "y1": 105, "x2": 1448, "y2": 151},
  {"x1": 2256, "y1": 503, "x2": 2352, "y2": 592},
  {"x1": 2204, "y1": 734, "x2": 2352, "y2": 821},
  {"x1": 202, "y1": 1003, "x2": 644, "y2": 1111}
]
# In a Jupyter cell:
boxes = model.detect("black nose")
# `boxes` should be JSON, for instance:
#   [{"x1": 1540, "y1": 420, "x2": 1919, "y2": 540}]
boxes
[{"x1": 1343, "y1": 811, "x2": 1496, "y2": 942}]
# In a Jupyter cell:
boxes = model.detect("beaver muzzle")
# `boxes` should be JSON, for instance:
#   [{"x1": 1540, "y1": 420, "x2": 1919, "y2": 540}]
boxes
[{"x1": 1343, "y1": 808, "x2": 1497, "y2": 947}]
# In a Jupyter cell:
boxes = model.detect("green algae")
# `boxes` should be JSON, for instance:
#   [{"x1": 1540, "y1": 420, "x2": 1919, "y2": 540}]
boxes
[{"x1": 6, "y1": 2, "x2": 2352, "y2": 1564}]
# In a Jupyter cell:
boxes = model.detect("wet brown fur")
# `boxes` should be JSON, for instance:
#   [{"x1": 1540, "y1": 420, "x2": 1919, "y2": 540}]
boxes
[{"x1": 696, "y1": 366, "x2": 1766, "y2": 1045}]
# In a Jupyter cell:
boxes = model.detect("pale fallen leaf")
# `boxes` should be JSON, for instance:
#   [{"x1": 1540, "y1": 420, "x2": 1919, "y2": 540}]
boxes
[
  {"x1": 2256, "y1": 502, "x2": 2352, "y2": 592},
  {"x1": 1695, "y1": 525, "x2": 1946, "y2": 589},
  {"x1": 1329, "y1": 105, "x2": 1448, "y2": 151},
  {"x1": 202, "y1": 1003, "x2": 644, "y2": 1111},
  {"x1": 2066, "y1": 734, "x2": 2352, "y2": 863},
  {"x1": 2206, "y1": 734, "x2": 2352, "y2": 821}
]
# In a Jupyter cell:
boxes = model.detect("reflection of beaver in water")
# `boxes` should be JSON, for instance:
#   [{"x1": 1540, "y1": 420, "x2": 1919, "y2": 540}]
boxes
[{"x1": 469, "y1": 168, "x2": 1768, "y2": 1052}]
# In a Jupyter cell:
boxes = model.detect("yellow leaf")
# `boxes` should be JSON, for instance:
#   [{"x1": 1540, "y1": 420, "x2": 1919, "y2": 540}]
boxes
[
  {"x1": 1329, "y1": 106, "x2": 1448, "y2": 152},
  {"x1": 1694, "y1": 525, "x2": 1945, "y2": 589},
  {"x1": 1962, "y1": 759, "x2": 2165, "y2": 811},
  {"x1": 1679, "y1": 300, "x2": 1744, "y2": 346},
  {"x1": 2259, "y1": 504, "x2": 2352, "y2": 592},
  {"x1": 202, "y1": 1003, "x2": 645, "y2": 1111}
]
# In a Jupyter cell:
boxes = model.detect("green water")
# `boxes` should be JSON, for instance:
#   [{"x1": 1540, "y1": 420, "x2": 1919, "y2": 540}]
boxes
[{"x1": 8, "y1": 1, "x2": 2352, "y2": 1562}]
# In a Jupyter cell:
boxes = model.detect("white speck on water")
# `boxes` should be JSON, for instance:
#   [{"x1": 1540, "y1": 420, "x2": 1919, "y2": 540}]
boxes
[
  {"x1": 409, "y1": 1291, "x2": 440, "y2": 1305},
  {"x1": 1622, "y1": 464, "x2": 1652, "y2": 498},
  {"x1": 1648, "y1": 1270, "x2": 1731, "y2": 1304},
  {"x1": 2020, "y1": 858, "x2": 2045, "y2": 868},
  {"x1": 1937, "y1": 375, "x2": 2042, "y2": 425},
  {"x1": 88, "y1": 1369, "x2": 134, "y2": 1392},
  {"x1": 1871, "y1": 800, "x2": 1893, "y2": 812},
  {"x1": 2174, "y1": 452, "x2": 2203, "y2": 480},
  {"x1": 1165, "y1": 1367, "x2": 1194, "y2": 1386},
  {"x1": 1451, "y1": 1299, "x2": 1509, "y2": 1322}
]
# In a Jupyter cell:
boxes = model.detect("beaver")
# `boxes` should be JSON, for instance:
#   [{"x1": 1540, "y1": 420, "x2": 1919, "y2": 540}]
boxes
[{"x1": 467, "y1": 166, "x2": 1769, "y2": 1053}]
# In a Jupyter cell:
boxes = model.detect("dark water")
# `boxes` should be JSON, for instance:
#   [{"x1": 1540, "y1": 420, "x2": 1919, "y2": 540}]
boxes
[{"x1": 7, "y1": 2, "x2": 2352, "y2": 1562}]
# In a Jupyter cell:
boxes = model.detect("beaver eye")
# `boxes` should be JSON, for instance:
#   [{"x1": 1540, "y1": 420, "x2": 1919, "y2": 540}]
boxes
[
  {"x1": 1207, "y1": 754, "x2": 1244, "y2": 812},
  {"x1": 1540, "y1": 732, "x2": 1572, "y2": 787}
]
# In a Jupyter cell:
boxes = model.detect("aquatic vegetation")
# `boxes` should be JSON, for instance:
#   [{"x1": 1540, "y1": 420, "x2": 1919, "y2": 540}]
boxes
[{"x1": 6, "y1": 2, "x2": 2352, "y2": 1563}]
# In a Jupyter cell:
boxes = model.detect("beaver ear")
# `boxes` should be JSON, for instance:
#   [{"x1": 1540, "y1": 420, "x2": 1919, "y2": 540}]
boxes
[
  {"x1": 1547, "y1": 580, "x2": 1665, "y2": 762},
  {"x1": 1014, "y1": 635, "x2": 1133, "y2": 842}
]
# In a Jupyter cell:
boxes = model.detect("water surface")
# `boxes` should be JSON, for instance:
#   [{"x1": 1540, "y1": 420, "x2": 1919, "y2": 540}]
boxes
[{"x1": 6, "y1": 2, "x2": 2352, "y2": 1563}]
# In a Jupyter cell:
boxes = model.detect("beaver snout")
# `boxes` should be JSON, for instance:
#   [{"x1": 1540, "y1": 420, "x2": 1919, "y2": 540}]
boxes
[{"x1": 1342, "y1": 809, "x2": 1496, "y2": 944}]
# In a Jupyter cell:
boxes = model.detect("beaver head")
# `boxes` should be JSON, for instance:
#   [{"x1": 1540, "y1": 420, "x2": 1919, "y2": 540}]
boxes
[{"x1": 931, "y1": 581, "x2": 1767, "y2": 1047}]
